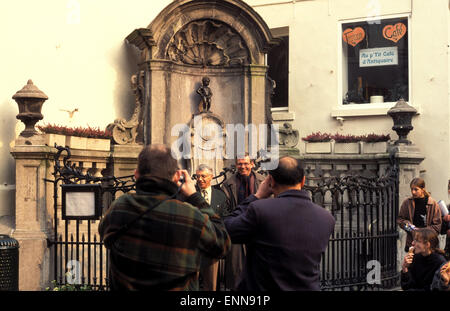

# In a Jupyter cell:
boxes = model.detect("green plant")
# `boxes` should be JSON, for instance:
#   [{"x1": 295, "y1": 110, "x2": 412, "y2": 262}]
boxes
[
  {"x1": 45, "y1": 280, "x2": 92, "y2": 291},
  {"x1": 301, "y1": 132, "x2": 332, "y2": 142},
  {"x1": 37, "y1": 123, "x2": 112, "y2": 139}
]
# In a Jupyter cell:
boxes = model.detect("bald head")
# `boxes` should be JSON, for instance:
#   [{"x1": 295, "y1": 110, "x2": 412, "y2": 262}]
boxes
[
  {"x1": 269, "y1": 156, "x2": 304, "y2": 186},
  {"x1": 137, "y1": 144, "x2": 178, "y2": 180},
  {"x1": 280, "y1": 156, "x2": 298, "y2": 169}
]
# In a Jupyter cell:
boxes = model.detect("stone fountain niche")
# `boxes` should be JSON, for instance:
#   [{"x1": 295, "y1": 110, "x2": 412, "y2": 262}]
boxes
[{"x1": 119, "y1": 0, "x2": 277, "y2": 175}]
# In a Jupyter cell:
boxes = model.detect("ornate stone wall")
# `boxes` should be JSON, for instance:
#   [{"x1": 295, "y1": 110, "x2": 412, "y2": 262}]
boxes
[{"x1": 124, "y1": 0, "x2": 278, "y2": 160}]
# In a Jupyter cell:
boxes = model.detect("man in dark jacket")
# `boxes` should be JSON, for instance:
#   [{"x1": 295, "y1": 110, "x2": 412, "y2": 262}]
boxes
[
  {"x1": 195, "y1": 163, "x2": 230, "y2": 290},
  {"x1": 99, "y1": 144, "x2": 231, "y2": 290},
  {"x1": 224, "y1": 156, "x2": 335, "y2": 291},
  {"x1": 221, "y1": 154, "x2": 265, "y2": 290}
]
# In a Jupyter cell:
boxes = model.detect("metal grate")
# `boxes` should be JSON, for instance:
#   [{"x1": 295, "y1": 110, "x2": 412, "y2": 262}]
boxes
[
  {"x1": 46, "y1": 146, "x2": 135, "y2": 290},
  {"x1": 0, "y1": 235, "x2": 19, "y2": 291},
  {"x1": 304, "y1": 155, "x2": 400, "y2": 290},
  {"x1": 47, "y1": 145, "x2": 400, "y2": 291}
]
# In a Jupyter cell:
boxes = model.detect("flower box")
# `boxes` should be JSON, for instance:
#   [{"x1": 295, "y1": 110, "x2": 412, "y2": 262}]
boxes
[
  {"x1": 45, "y1": 133, "x2": 66, "y2": 148},
  {"x1": 86, "y1": 138, "x2": 111, "y2": 151},
  {"x1": 334, "y1": 142, "x2": 360, "y2": 154},
  {"x1": 65, "y1": 136, "x2": 87, "y2": 150},
  {"x1": 305, "y1": 141, "x2": 332, "y2": 154},
  {"x1": 362, "y1": 141, "x2": 388, "y2": 154}
]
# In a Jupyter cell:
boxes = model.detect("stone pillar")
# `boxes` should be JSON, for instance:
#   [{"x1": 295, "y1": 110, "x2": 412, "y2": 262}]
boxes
[
  {"x1": 241, "y1": 64, "x2": 269, "y2": 156},
  {"x1": 389, "y1": 144, "x2": 425, "y2": 272},
  {"x1": 10, "y1": 135, "x2": 54, "y2": 290},
  {"x1": 247, "y1": 65, "x2": 268, "y2": 128},
  {"x1": 109, "y1": 145, "x2": 142, "y2": 179},
  {"x1": 146, "y1": 61, "x2": 168, "y2": 146}
]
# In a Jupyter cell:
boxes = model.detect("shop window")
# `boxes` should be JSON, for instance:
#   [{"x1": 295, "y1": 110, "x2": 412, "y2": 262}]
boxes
[
  {"x1": 268, "y1": 33, "x2": 288, "y2": 108},
  {"x1": 342, "y1": 17, "x2": 408, "y2": 105}
]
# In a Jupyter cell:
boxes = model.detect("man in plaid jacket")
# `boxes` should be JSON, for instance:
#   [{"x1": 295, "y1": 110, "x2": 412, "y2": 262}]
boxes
[{"x1": 99, "y1": 144, "x2": 231, "y2": 290}]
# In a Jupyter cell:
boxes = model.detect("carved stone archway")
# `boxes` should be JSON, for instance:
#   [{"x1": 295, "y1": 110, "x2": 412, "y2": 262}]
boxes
[{"x1": 124, "y1": 0, "x2": 278, "y2": 173}]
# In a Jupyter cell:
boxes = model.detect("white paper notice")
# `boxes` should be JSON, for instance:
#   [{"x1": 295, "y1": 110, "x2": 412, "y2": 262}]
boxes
[
  {"x1": 360, "y1": 47, "x2": 398, "y2": 67},
  {"x1": 66, "y1": 192, "x2": 95, "y2": 217}
]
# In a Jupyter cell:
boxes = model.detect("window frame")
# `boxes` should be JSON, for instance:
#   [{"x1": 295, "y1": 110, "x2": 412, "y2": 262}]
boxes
[
  {"x1": 334, "y1": 13, "x2": 413, "y2": 117},
  {"x1": 268, "y1": 26, "x2": 289, "y2": 110},
  {"x1": 268, "y1": 26, "x2": 295, "y2": 121}
]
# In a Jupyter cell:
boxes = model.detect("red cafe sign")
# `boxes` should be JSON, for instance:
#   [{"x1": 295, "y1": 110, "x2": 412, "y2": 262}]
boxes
[
  {"x1": 342, "y1": 27, "x2": 365, "y2": 47},
  {"x1": 383, "y1": 23, "x2": 407, "y2": 43}
]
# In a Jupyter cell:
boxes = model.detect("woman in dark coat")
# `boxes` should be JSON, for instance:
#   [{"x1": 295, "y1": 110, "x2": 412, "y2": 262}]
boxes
[{"x1": 401, "y1": 228, "x2": 447, "y2": 291}]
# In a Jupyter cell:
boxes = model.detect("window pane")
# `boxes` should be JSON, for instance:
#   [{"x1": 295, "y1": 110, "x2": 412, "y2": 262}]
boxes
[
  {"x1": 342, "y1": 17, "x2": 408, "y2": 104},
  {"x1": 268, "y1": 35, "x2": 289, "y2": 108}
]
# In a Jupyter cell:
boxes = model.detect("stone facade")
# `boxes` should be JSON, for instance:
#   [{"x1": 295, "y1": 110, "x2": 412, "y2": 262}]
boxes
[
  {"x1": 125, "y1": 0, "x2": 278, "y2": 154},
  {"x1": 9, "y1": 134, "x2": 140, "y2": 290},
  {"x1": 4, "y1": 0, "x2": 446, "y2": 290}
]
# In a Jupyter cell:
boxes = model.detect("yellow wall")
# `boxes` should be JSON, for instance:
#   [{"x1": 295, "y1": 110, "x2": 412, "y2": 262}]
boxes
[
  {"x1": 252, "y1": 0, "x2": 450, "y2": 201},
  {"x1": 0, "y1": 0, "x2": 171, "y2": 218},
  {"x1": 0, "y1": 0, "x2": 449, "y2": 219}
]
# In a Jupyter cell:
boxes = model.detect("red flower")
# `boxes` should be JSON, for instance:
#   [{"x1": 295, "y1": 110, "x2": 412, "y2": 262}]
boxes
[{"x1": 37, "y1": 123, "x2": 112, "y2": 139}]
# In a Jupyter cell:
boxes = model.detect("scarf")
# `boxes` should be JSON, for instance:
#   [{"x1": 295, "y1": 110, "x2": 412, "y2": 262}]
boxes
[{"x1": 237, "y1": 172, "x2": 255, "y2": 204}]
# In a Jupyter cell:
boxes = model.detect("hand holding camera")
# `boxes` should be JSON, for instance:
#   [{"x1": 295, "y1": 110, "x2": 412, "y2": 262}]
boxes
[
  {"x1": 175, "y1": 170, "x2": 197, "y2": 197},
  {"x1": 255, "y1": 175, "x2": 273, "y2": 199}
]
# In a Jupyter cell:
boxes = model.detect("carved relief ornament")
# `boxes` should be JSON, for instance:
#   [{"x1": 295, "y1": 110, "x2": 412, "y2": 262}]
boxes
[
  {"x1": 107, "y1": 71, "x2": 145, "y2": 145},
  {"x1": 167, "y1": 19, "x2": 250, "y2": 67}
]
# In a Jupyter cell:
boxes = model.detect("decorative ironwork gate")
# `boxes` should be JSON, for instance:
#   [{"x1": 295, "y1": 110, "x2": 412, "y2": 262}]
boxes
[
  {"x1": 304, "y1": 155, "x2": 400, "y2": 290},
  {"x1": 46, "y1": 146, "x2": 135, "y2": 290},
  {"x1": 47, "y1": 146, "x2": 399, "y2": 291}
]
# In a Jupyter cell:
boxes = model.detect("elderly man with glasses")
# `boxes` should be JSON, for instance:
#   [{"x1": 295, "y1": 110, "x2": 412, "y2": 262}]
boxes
[{"x1": 195, "y1": 164, "x2": 230, "y2": 291}]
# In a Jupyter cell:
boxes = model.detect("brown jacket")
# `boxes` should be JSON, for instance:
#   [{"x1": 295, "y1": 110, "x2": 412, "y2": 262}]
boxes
[
  {"x1": 221, "y1": 171, "x2": 265, "y2": 210},
  {"x1": 397, "y1": 196, "x2": 442, "y2": 249}
]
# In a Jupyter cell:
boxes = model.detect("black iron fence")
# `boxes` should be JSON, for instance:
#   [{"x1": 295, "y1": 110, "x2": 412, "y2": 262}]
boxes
[
  {"x1": 46, "y1": 146, "x2": 399, "y2": 291},
  {"x1": 304, "y1": 158, "x2": 400, "y2": 290},
  {"x1": 46, "y1": 146, "x2": 135, "y2": 290}
]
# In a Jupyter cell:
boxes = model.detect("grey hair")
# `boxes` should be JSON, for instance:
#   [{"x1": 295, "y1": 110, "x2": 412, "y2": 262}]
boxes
[{"x1": 196, "y1": 164, "x2": 213, "y2": 174}]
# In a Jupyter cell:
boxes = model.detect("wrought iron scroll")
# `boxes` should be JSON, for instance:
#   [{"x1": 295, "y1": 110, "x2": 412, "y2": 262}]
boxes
[
  {"x1": 46, "y1": 144, "x2": 400, "y2": 291},
  {"x1": 46, "y1": 145, "x2": 136, "y2": 290},
  {"x1": 304, "y1": 151, "x2": 399, "y2": 290}
]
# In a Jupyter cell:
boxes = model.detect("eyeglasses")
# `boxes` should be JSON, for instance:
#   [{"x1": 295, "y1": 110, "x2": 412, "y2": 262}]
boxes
[
  {"x1": 197, "y1": 174, "x2": 212, "y2": 179},
  {"x1": 236, "y1": 162, "x2": 252, "y2": 166}
]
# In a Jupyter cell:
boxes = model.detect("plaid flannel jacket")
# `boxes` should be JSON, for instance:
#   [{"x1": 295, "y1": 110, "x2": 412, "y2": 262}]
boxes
[{"x1": 99, "y1": 177, "x2": 231, "y2": 290}]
